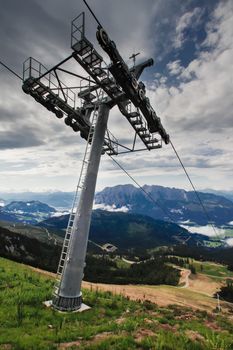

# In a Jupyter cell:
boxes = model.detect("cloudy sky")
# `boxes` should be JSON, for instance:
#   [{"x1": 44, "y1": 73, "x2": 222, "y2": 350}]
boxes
[{"x1": 0, "y1": 0, "x2": 232, "y2": 193}]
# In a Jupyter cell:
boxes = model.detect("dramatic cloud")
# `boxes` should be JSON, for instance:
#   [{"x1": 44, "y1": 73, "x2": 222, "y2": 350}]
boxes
[
  {"x1": 0, "y1": 0, "x2": 232, "y2": 192},
  {"x1": 173, "y1": 7, "x2": 203, "y2": 49},
  {"x1": 0, "y1": 128, "x2": 44, "y2": 149}
]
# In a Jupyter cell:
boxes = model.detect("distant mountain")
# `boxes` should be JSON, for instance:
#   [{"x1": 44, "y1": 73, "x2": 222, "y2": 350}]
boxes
[
  {"x1": 0, "y1": 211, "x2": 20, "y2": 223},
  {"x1": 95, "y1": 184, "x2": 233, "y2": 225},
  {"x1": 202, "y1": 189, "x2": 233, "y2": 203},
  {"x1": 40, "y1": 209, "x2": 212, "y2": 251},
  {"x1": 0, "y1": 192, "x2": 74, "y2": 208},
  {"x1": 1, "y1": 185, "x2": 233, "y2": 226},
  {"x1": 0, "y1": 201, "x2": 56, "y2": 225},
  {"x1": 4, "y1": 200, "x2": 55, "y2": 214}
]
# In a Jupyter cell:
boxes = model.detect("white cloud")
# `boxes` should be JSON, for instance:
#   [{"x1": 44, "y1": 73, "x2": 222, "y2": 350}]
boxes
[
  {"x1": 226, "y1": 238, "x2": 233, "y2": 246},
  {"x1": 173, "y1": 7, "x2": 203, "y2": 49},
  {"x1": 0, "y1": 0, "x2": 232, "y2": 194},
  {"x1": 167, "y1": 60, "x2": 184, "y2": 76},
  {"x1": 145, "y1": 0, "x2": 233, "y2": 190},
  {"x1": 180, "y1": 224, "x2": 225, "y2": 237},
  {"x1": 93, "y1": 203, "x2": 129, "y2": 213}
]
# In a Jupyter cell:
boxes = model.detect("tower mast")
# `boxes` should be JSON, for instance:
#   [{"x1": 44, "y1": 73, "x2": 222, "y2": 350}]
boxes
[
  {"x1": 53, "y1": 104, "x2": 110, "y2": 311},
  {"x1": 22, "y1": 7, "x2": 169, "y2": 311}
]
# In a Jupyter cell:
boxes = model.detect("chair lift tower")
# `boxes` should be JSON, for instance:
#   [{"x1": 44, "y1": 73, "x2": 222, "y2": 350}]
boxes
[{"x1": 22, "y1": 10, "x2": 169, "y2": 312}]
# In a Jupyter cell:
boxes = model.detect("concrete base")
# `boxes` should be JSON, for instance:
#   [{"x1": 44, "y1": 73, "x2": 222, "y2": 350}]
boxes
[
  {"x1": 43, "y1": 300, "x2": 53, "y2": 308},
  {"x1": 43, "y1": 300, "x2": 91, "y2": 313}
]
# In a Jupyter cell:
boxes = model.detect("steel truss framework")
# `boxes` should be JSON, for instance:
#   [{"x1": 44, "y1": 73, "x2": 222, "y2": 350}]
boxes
[{"x1": 22, "y1": 12, "x2": 169, "y2": 156}]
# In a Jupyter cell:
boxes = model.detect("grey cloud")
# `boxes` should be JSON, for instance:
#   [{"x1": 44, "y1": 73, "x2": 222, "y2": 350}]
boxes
[
  {"x1": 0, "y1": 159, "x2": 39, "y2": 172},
  {"x1": 195, "y1": 147, "x2": 224, "y2": 157},
  {"x1": 0, "y1": 0, "x2": 231, "y2": 192},
  {"x1": 0, "y1": 127, "x2": 44, "y2": 149},
  {"x1": 0, "y1": 0, "x2": 68, "y2": 69},
  {"x1": 0, "y1": 107, "x2": 16, "y2": 122}
]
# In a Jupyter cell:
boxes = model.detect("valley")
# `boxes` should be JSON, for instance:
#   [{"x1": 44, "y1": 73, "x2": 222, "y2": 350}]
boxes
[
  {"x1": 1, "y1": 185, "x2": 233, "y2": 250},
  {"x1": 1, "y1": 190, "x2": 233, "y2": 348},
  {"x1": 1, "y1": 0, "x2": 233, "y2": 347}
]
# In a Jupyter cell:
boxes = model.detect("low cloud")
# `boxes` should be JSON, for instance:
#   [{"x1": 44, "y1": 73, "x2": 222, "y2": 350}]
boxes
[
  {"x1": 180, "y1": 224, "x2": 225, "y2": 237},
  {"x1": 93, "y1": 203, "x2": 129, "y2": 213}
]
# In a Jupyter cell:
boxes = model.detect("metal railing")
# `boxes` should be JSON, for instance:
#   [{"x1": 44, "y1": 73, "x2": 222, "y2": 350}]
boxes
[
  {"x1": 23, "y1": 57, "x2": 76, "y2": 109},
  {"x1": 71, "y1": 12, "x2": 85, "y2": 48}
]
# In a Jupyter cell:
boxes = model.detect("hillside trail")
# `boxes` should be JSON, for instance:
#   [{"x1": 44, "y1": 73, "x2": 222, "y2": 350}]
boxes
[
  {"x1": 178, "y1": 268, "x2": 191, "y2": 288},
  {"x1": 29, "y1": 265, "x2": 225, "y2": 313}
]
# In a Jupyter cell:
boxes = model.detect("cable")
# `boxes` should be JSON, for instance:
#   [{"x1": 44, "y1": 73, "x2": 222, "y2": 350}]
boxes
[
  {"x1": 0, "y1": 60, "x2": 23, "y2": 81},
  {"x1": 0, "y1": 54, "x2": 217, "y2": 240},
  {"x1": 109, "y1": 155, "x2": 175, "y2": 223},
  {"x1": 170, "y1": 139, "x2": 218, "y2": 237},
  {"x1": 83, "y1": 0, "x2": 103, "y2": 28}
]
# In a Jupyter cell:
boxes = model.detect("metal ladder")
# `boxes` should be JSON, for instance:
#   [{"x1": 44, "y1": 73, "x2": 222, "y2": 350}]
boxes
[{"x1": 54, "y1": 106, "x2": 98, "y2": 295}]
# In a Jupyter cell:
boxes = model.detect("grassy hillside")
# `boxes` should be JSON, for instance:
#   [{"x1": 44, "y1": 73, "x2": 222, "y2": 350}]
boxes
[
  {"x1": 0, "y1": 223, "x2": 180, "y2": 286},
  {"x1": 0, "y1": 257, "x2": 233, "y2": 350},
  {"x1": 0, "y1": 220, "x2": 62, "y2": 244},
  {"x1": 40, "y1": 210, "x2": 215, "y2": 251}
]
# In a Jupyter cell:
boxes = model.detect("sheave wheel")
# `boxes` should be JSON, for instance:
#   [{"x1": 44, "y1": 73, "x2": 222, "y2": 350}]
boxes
[{"x1": 98, "y1": 28, "x2": 109, "y2": 46}]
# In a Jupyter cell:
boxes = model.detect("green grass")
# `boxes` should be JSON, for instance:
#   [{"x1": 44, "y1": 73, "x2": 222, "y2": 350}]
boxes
[
  {"x1": 190, "y1": 260, "x2": 233, "y2": 278},
  {"x1": 0, "y1": 257, "x2": 233, "y2": 350},
  {"x1": 0, "y1": 220, "x2": 62, "y2": 244},
  {"x1": 115, "y1": 258, "x2": 131, "y2": 269},
  {"x1": 168, "y1": 255, "x2": 233, "y2": 279},
  {"x1": 202, "y1": 240, "x2": 223, "y2": 248}
]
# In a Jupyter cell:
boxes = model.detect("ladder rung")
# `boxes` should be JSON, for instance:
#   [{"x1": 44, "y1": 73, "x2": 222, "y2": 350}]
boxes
[
  {"x1": 139, "y1": 132, "x2": 150, "y2": 137},
  {"x1": 107, "y1": 85, "x2": 120, "y2": 94},
  {"x1": 72, "y1": 37, "x2": 93, "y2": 56},
  {"x1": 131, "y1": 119, "x2": 142, "y2": 126},
  {"x1": 148, "y1": 144, "x2": 162, "y2": 150},
  {"x1": 92, "y1": 67, "x2": 107, "y2": 77},
  {"x1": 35, "y1": 86, "x2": 47, "y2": 95},
  {"x1": 144, "y1": 139, "x2": 159, "y2": 145},
  {"x1": 128, "y1": 111, "x2": 140, "y2": 118},
  {"x1": 78, "y1": 91, "x2": 96, "y2": 101},
  {"x1": 136, "y1": 127, "x2": 147, "y2": 132},
  {"x1": 101, "y1": 77, "x2": 115, "y2": 87},
  {"x1": 82, "y1": 49, "x2": 103, "y2": 67}
]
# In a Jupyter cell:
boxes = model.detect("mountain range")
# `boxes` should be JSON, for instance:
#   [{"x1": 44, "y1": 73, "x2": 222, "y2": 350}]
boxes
[
  {"x1": 0, "y1": 208, "x2": 214, "y2": 267},
  {"x1": 0, "y1": 200, "x2": 56, "y2": 224},
  {"x1": 0, "y1": 191, "x2": 74, "y2": 208},
  {"x1": 95, "y1": 185, "x2": 233, "y2": 226},
  {"x1": 1, "y1": 185, "x2": 233, "y2": 227}
]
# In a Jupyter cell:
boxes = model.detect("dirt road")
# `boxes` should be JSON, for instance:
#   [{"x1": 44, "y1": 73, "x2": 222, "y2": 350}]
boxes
[
  {"x1": 178, "y1": 268, "x2": 191, "y2": 288},
  {"x1": 29, "y1": 266, "x2": 224, "y2": 312}
]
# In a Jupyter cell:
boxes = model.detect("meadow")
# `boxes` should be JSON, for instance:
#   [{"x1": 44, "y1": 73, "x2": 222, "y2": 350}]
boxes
[{"x1": 0, "y1": 257, "x2": 233, "y2": 350}]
